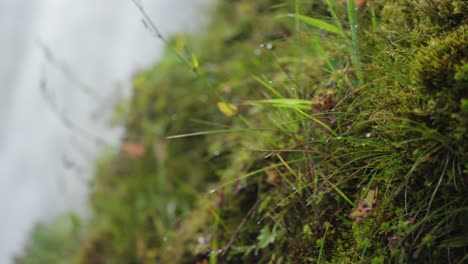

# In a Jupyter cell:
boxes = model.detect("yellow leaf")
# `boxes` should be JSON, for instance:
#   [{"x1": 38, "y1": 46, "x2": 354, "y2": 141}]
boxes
[
  {"x1": 132, "y1": 73, "x2": 147, "y2": 88},
  {"x1": 217, "y1": 102, "x2": 238, "y2": 117},
  {"x1": 191, "y1": 53, "x2": 199, "y2": 70}
]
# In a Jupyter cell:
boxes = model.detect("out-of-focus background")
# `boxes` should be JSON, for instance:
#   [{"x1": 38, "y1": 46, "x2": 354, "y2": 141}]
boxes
[{"x1": 0, "y1": 0, "x2": 211, "y2": 262}]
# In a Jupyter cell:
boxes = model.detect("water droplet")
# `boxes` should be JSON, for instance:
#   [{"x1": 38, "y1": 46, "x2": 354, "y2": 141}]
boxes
[
  {"x1": 260, "y1": 43, "x2": 265, "y2": 48},
  {"x1": 354, "y1": 25, "x2": 359, "y2": 28},
  {"x1": 337, "y1": 136, "x2": 342, "y2": 140},
  {"x1": 268, "y1": 80, "x2": 273, "y2": 84},
  {"x1": 331, "y1": 108, "x2": 335, "y2": 112},
  {"x1": 214, "y1": 150, "x2": 220, "y2": 156},
  {"x1": 197, "y1": 236, "x2": 205, "y2": 244},
  {"x1": 290, "y1": 87, "x2": 295, "y2": 91},
  {"x1": 257, "y1": 221, "x2": 262, "y2": 224},
  {"x1": 209, "y1": 189, "x2": 216, "y2": 194},
  {"x1": 347, "y1": 125, "x2": 351, "y2": 129},
  {"x1": 365, "y1": 132, "x2": 372, "y2": 138},
  {"x1": 266, "y1": 43, "x2": 273, "y2": 50}
]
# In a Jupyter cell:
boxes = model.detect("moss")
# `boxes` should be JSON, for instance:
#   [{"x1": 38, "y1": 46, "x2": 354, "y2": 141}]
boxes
[{"x1": 19, "y1": 0, "x2": 468, "y2": 263}]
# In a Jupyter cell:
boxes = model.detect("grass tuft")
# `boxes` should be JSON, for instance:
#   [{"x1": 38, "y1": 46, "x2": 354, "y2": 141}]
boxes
[{"x1": 18, "y1": 0, "x2": 468, "y2": 263}]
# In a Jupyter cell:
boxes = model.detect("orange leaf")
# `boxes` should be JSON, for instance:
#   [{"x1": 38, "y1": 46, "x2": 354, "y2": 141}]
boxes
[{"x1": 123, "y1": 142, "x2": 146, "y2": 158}]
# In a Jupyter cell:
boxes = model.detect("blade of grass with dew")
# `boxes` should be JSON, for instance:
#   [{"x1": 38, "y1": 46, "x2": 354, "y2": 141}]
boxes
[{"x1": 252, "y1": 75, "x2": 284, "y2": 98}]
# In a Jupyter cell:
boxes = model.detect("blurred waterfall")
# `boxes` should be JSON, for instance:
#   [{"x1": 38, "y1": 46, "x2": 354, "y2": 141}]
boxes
[{"x1": 0, "y1": 0, "x2": 211, "y2": 262}]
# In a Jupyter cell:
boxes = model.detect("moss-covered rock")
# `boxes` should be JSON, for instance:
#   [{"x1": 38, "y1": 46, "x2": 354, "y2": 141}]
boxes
[{"x1": 18, "y1": 0, "x2": 467, "y2": 263}]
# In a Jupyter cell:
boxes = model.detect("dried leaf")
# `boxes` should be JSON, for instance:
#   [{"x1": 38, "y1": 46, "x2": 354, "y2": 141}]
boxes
[
  {"x1": 123, "y1": 142, "x2": 146, "y2": 158},
  {"x1": 349, "y1": 189, "x2": 377, "y2": 222}
]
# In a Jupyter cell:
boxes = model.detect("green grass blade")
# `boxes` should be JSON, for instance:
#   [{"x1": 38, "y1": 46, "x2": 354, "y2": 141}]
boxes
[
  {"x1": 167, "y1": 128, "x2": 269, "y2": 139},
  {"x1": 246, "y1": 99, "x2": 315, "y2": 110},
  {"x1": 346, "y1": 0, "x2": 362, "y2": 81},
  {"x1": 252, "y1": 75, "x2": 283, "y2": 98},
  {"x1": 286, "y1": 14, "x2": 340, "y2": 34},
  {"x1": 296, "y1": 108, "x2": 337, "y2": 136}
]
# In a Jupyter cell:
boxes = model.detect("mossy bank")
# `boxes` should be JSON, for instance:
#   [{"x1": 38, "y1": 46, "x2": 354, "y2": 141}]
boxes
[{"x1": 18, "y1": 0, "x2": 467, "y2": 263}]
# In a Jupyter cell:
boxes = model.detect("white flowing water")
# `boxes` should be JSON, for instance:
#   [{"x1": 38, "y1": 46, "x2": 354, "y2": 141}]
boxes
[{"x1": 0, "y1": 0, "x2": 211, "y2": 262}]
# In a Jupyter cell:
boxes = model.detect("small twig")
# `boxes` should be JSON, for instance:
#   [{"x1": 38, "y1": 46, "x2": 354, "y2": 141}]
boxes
[
  {"x1": 40, "y1": 77, "x2": 111, "y2": 147},
  {"x1": 36, "y1": 40, "x2": 103, "y2": 103},
  {"x1": 131, "y1": 0, "x2": 165, "y2": 41},
  {"x1": 130, "y1": 0, "x2": 191, "y2": 67}
]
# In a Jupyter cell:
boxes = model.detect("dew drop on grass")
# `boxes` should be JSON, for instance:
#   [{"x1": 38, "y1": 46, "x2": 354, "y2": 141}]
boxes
[
  {"x1": 268, "y1": 80, "x2": 273, "y2": 84},
  {"x1": 260, "y1": 43, "x2": 265, "y2": 48},
  {"x1": 266, "y1": 43, "x2": 273, "y2": 50},
  {"x1": 214, "y1": 150, "x2": 220, "y2": 156},
  {"x1": 337, "y1": 136, "x2": 342, "y2": 140},
  {"x1": 354, "y1": 25, "x2": 359, "y2": 28},
  {"x1": 290, "y1": 87, "x2": 295, "y2": 91},
  {"x1": 209, "y1": 189, "x2": 216, "y2": 194},
  {"x1": 365, "y1": 132, "x2": 372, "y2": 138}
]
